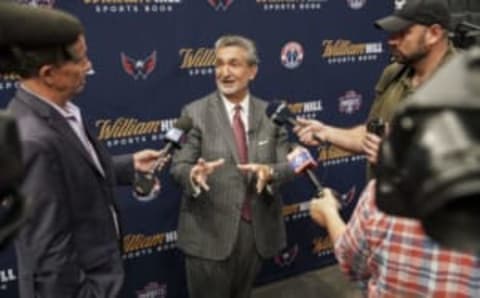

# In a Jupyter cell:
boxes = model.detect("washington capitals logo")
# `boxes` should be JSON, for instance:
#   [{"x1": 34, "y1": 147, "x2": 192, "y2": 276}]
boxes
[
  {"x1": 338, "y1": 186, "x2": 357, "y2": 207},
  {"x1": 208, "y1": 0, "x2": 234, "y2": 11},
  {"x1": 121, "y1": 51, "x2": 157, "y2": 80},
  {"x1": 274, "y1": 245, "x2": 299, "y2": 267},
  {"x1": 17, "y1": 0, "x2": 55, "y2": 7}
]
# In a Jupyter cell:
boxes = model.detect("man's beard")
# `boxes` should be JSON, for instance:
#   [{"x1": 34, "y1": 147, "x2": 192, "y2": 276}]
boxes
[
  {"x1": 392, "y1": 35, "x2": 429, "y2": 65},
  {"x1": 393, "y1": 48, "x2": 428, "y2": 65}
]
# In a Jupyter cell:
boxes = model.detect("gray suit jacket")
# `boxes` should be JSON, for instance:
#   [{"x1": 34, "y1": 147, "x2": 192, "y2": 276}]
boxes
[
  {"x1": 8, "y1": 88, "x2": 133, "y2": 298},
  {"x1": 171, "y1": 92, "x2": 294, "y2": 260}
]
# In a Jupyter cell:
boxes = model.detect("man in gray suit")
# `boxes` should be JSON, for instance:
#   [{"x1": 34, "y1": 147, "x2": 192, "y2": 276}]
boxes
[
  {"x1": 2, "y1": 3, "x2": 161, "y2": 297},
  {"x1": 171, "y1": 35, "x2": 294, "y2": 298}
]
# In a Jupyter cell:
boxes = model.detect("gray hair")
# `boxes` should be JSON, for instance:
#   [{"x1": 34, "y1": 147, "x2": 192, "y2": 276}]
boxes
[{"x1": 214, "y1": 35, "x2": 259, "y2": 66}]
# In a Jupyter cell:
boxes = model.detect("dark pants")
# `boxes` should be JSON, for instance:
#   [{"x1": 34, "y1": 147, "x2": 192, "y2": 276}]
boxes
[{"x1": 185, "y1": 220, "x2": 262, "y2": 298}]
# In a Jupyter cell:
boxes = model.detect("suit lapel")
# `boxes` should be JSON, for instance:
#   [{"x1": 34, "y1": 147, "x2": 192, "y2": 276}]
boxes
[
  {"x1": 210, "y1": 93, "x2": 242, "y2": 164},
  {"x1": 247, "y1": 97, "x2": 263, "y2": 164},
  {"x1": 16, "y1": 89, "x2": 106, "y2": 178}
]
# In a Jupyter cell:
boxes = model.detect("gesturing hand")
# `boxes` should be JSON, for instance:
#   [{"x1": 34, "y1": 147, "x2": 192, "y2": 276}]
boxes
[
  {"x1": 237, "y1": 163, "x2": 273, "y2": 194},
  {"x1": 190, "y1": 158, "x2": 225, "y2": 191}
]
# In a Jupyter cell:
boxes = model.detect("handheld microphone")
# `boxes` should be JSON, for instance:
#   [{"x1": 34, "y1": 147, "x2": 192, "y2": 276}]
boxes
[
  {"x1": 265, "y1": 101, "x2": 323, "y2": 143},
  {"x1": 266, "y1": 100, "x2": 297, "y2": 126},
  {"x1": 287, "y1": 146, "x2": 324, "y2": 197},
  {"x1": 133, "y1": 116, "x2": 193, "y2": 197}
]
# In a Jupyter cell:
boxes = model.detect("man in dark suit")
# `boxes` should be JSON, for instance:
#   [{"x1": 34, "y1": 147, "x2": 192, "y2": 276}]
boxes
[
  {"x1": 171, "y1": 35, "x2": 294, "y2": 298},
  {"x1": 2, "y1": 4, "x2": 161, "y2": 297}
]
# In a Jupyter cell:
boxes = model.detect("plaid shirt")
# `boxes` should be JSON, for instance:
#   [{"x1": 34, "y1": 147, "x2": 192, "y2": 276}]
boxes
[{"x1": 335, "y1": 181, "x2": 480, "y2": 298}]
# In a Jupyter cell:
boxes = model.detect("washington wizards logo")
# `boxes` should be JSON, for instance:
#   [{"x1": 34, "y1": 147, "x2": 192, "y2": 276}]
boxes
[
  {"x1": 274, "y1": 245, "x2": 299, "y2": 267},
  {"x1": 281, "y1": 42, "x2": 304, "y2": 70},
  {"x1": 208, "y1": 0, "x2": 235, "y2": 11},
  {"x1": 121, "y1": 51, "x2": 157, "y2": 80}
]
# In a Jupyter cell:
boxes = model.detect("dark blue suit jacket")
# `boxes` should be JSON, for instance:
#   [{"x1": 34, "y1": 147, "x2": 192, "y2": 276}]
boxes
[{"x1": 8, "y1": 88, "x2": 133, "y2": 298}]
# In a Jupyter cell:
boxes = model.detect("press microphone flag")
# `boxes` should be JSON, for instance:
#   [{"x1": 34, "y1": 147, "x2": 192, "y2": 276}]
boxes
[{"x1": 287, "y1": 146, "x2": 324, "y2": 197}]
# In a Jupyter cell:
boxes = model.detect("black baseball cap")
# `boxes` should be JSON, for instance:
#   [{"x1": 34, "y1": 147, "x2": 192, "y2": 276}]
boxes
[{"x1": 375, "y1": 0, "x2": 450, "y2": 33}]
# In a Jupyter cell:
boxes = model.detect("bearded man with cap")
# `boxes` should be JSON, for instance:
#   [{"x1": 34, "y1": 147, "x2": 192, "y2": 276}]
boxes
[
  {"x1": 295, "y1": 0, "x2": 456, "y2": 178},
  {"x1": 1, "y1": 3, "x2": 162, "y2": 297},
  {"x1": 307, "y1": 46, "x2": 480, "y2": 298}
]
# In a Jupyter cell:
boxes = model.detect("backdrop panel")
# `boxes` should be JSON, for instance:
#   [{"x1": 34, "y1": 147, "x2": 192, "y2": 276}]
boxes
[{"x1": 0, "y1": 0, "x2": 390, "y2": 297}]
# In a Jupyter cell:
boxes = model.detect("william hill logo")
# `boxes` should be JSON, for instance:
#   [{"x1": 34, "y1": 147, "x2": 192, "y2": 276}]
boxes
[
  {"x1": 322, "y1": 39, "x2": 383, "y2": 64},
  {"x1": 317, "y1": 144, "x2": 365, "y2": 166},
  {"x1": 280, "y1": 100, "x2": 324, "y2": 120},
  {"x1": 123, "y1": 231, "x2": 177, "y2": 259},
  {"x1": 312, "y1": 236, "x2": 333, "y2": 256},
  {"x1": 256, "y1": 0, "x2": 327, "y2": 11},
  {"x1": 96, "y1": 117, "x2": 176, "y2": 147},
  {"x1": 0, "y1": 73, "x2": 19, "y2": 92},
  {"x1": 83, "y1": 0, "x2": 183, "y2": 14},
  {"x1": 179, "y1": 47, "x2": 215, "y2": 76}
]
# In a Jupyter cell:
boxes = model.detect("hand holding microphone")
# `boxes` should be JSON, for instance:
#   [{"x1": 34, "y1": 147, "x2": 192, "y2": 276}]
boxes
[
  {"x1": 266, "y1": 101, "x2": 326, "y2": 146},
  {"x1": 133, "y1": 116, "x2": 193, "y2": 197},
  {"x1": 237, "y1": 163, "x2": 274, "y2": 194}
]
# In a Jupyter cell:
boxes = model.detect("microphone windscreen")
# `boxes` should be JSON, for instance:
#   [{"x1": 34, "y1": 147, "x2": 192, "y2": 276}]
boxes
[
  {"x1": 265, "y1": 100, "x2": 294, "y2": 126},
  {"x1": 0, "y1": 2, "x2": 83, "y2": 48},
  {"x1": 265, "y1": 100, "x2": 283, "y2": 119},
  {"x1": 174, "y1": 115, "x2": 193, "y2": 132}
]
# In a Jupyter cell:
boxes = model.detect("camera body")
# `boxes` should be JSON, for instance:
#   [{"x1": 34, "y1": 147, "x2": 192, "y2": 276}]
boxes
[{"x1": 367, "y1": 117, "x2": 386, "y2": 137}]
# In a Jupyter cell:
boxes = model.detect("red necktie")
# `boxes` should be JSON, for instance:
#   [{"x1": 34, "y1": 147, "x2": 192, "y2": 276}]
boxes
[{"x1": 232, "y1": 105, "x2": 252, "y2": 221}]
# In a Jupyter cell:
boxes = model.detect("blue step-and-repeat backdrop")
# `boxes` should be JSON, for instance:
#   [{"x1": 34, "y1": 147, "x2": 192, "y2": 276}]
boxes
[{"x1": 1, "y1": 0, "x2": 391, "y2": 297}]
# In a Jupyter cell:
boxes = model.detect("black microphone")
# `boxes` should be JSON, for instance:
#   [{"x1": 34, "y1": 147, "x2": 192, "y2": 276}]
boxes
[
  {"x1": 266, "y1": 100, "x2": 297, "y2": 126},
  {"x1": 265, "y1": 100, "x2": 323, "y2": 143},
  {"x1": 286, "y1": 145, "x2": 324, "y2": 197},
  {"x1": 134, "y1": 116, "x2": 193, "y2": 197}
]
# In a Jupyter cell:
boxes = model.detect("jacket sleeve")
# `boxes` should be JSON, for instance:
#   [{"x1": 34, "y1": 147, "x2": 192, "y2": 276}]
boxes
[
  {"x1": 170, "y1": 107, "x2": 201, "y2": 198},
  {"x1": 16, "y1": 140, "x2": 84, "y2": 298}
]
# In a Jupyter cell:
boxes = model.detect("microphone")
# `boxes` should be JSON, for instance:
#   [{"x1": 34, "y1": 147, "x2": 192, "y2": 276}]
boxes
[
  {"x1": 266, "y1": 100, "x2": 297, "y2": 127},
  {"x1": 133, "y1": 116, "x2": 193, "y2": 197},
  {"x1": 286, "y1": 146, "x2": 324, "y2": 197},
  {"x1": 265, "y1": 101, "x2": 323, "y2": 143}
]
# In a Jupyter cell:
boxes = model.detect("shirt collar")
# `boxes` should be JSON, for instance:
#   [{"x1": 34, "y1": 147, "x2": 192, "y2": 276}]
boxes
[
  {"x1": 20, "y1": 85, "x2": 82, "y2": 121},
  {"x1": 221, "y1": 93, "x2": 250, "y2": 116}
]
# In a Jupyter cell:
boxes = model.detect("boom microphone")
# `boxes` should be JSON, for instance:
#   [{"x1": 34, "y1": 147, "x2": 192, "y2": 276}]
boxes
[
  {"x1": 134, "y1": 116, "x2": 193, "y2": 197},
  {"x1": 287, "y1": 146, "x2": 324, "y2": 197}
]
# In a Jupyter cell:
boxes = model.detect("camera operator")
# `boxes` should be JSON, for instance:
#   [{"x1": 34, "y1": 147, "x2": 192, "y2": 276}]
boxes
[
  {"x1": 295, "y1": 0, "x2": 456, "y2": 179},
  {"x1": 308, "y1": 46, "x2": 480, "y2": 297}
]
